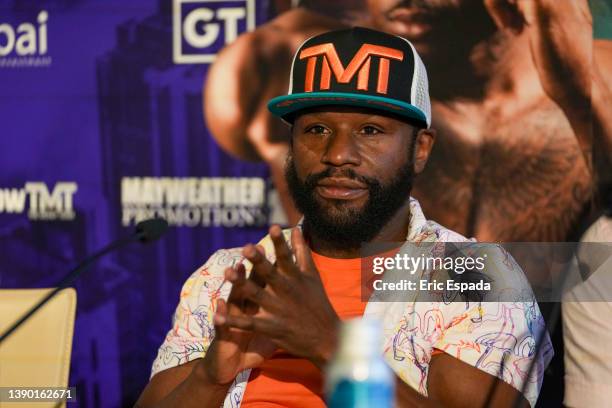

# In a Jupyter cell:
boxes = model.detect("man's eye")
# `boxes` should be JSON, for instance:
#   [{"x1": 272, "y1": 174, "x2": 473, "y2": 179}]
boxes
[
  {"x1": 361, "y1": 126, "x2": 381, "y2": 135},
  {"x1": 307, "y1": 125, "x2": 328, "y2": 134}
]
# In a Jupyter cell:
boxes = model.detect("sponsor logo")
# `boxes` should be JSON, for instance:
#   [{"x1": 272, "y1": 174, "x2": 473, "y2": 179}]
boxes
[
  {"x1": 173, "y1": 0, "x2": 255, "y2": 64},
  {"x1": 121, "y1": 177, "x2": 267, "y2": 227},
  {"x1": 299, "y1": 43, "x2": 404, "y2": 94},
  {"x1": 0, "y1": 10, "x2": 51, "y2": 68},
  {"x1": 0, "y1": 182, "x2": 77, "y2": 220}
]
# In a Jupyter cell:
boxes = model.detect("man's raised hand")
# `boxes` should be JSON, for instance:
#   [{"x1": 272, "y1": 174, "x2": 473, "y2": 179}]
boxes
[
  {"x1": 216, "y1": 225, "x2": 341, "y2": 370},
  {"x1": 200, "y1": 262, "x2": 276, "y2": 385},
  {"x1": 484, "y1": 0, "x2": 592, "y2": 111}
]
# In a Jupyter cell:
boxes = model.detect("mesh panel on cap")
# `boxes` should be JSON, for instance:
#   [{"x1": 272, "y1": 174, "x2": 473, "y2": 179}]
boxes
[
  {"x1": 398, "y1": 36, "x2": 431, "y2": 127},
  {"x1": 413, "y1": 53, "x2": 431, "y2": 127}
]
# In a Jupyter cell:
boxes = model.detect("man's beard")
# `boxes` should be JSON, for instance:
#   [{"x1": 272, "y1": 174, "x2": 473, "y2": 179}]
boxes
[{"x1": 285, "y1": 156, "x2": 415, "y2": 250}]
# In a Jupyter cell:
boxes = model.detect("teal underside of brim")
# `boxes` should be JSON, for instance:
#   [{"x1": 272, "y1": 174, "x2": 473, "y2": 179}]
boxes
[
  {"x1": 267, "y1": 92, "x2": 427, "y2": 126},
  {"x1": 591, "y1": 0, "x2": 612, "y2": 39}
]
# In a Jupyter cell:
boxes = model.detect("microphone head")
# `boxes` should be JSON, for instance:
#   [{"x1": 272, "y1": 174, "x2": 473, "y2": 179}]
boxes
[{"x1": 135, "y1": 218, "x2": 169, "y2": 243}]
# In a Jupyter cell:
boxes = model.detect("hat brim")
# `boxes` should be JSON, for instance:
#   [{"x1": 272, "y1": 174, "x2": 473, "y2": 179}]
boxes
[{"x1": 267, "y1": 92, "x2": 428, "y2": 127}]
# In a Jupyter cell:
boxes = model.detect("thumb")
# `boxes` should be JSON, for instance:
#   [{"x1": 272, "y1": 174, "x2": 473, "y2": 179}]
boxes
[
  {"x1": 213, "y1": 298, "x2": 230, "y2": 338},
  {"x1": 291, "y1": 227, "x2": 320, "y2": 279},
  {"x1": 484, "y1": 0, "x2": 525, "y2": 33}
]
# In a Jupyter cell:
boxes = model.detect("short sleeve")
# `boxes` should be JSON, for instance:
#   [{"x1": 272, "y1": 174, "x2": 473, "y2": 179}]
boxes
[
  {"x1": 433, "y1": 300, "x2": 553, "y2": 407},
  {"x1": 150, "y1": 248, "x2": 243, "y2": 378},
  {"x1": 432, "y1": 244, "x2": 554, "y2": 406}
]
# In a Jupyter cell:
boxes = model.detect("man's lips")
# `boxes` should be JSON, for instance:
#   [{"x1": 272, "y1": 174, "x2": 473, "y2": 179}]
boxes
[
  {"x1": 315, "y1": 178, "x2": 368, "y2": 200},
  {"x1": 387, "y1": 7, "x2": 430, "y2": 22},
  {"x1": 386, "y1": 8, "x2": 433, "y2": 37}
]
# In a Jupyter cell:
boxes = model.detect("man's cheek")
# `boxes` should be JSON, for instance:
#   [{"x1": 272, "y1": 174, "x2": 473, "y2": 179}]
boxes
[
  {"x1": 293, "y1": 158, "x2": 322, "y2": 181},
  {"x1": 286, "y1": 157, "x2": 311, "y2": 185}
]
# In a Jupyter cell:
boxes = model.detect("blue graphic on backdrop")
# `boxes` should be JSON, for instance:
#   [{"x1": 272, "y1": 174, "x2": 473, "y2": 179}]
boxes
[{"x1": 1, "y1": 0, "x2": 274, "y2": 406}]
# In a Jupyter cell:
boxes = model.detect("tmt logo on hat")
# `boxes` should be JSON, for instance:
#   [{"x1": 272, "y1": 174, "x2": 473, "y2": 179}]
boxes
[
  {"x1": 268, "y1": 27, "x2": 431, "y2": 128},
  {"x1": 300, "y1": 43, "x2": 404, "y2": 94}
]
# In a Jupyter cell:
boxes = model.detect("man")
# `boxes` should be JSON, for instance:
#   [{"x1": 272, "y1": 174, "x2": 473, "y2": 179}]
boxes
[
  {"x1": 138, "y1": 28, "x2": 551, "y2": 407},
  {"x1": 204, "y1": 0, "x2": 612, "y2": 240},
  {"x1": 562, "y1": 216, "x2": 612, "y2": 408}
]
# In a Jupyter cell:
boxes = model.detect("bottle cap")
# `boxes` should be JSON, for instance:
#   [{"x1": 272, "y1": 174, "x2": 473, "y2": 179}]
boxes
[{"x1": 337, "y1": 318, "x2": 383, "y2": 358}]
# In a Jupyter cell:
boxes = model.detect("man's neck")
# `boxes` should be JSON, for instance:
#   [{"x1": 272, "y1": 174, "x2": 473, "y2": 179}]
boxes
[
  {"x1": 304, "y1": 201, "x2": 413, "y2": 259},
  {"x1": 427, "y1": 31, "x2": 536, "y2": 103}
]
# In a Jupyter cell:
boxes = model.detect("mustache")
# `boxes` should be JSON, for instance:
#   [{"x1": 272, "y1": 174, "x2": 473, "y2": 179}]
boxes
[
  {"x1": 387, "y1": 0, "x2": 432, "y2": 12},
  {"x1": 303, "y1": 167, "x2": 379, "y2": 189},
  {"x1": 385, "y1": 0, "x2": 452, "y2": 15}
]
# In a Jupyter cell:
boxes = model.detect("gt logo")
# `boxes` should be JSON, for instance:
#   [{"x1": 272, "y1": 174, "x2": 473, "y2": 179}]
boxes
[
  {"x1": 299, "y1": 43, "x2": 404, "y2": 94},
  {"x1": 173, "y1": 0, "x2": 255, "y2": 64}
]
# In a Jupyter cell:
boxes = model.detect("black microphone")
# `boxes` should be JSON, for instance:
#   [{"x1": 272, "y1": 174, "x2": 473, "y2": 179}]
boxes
[
  {"x1": 135, "y1": 217, "x2": 169, "y2": 243},
  {"x1": 0, "y1": 218, "x2": 169, "y2": 345}
]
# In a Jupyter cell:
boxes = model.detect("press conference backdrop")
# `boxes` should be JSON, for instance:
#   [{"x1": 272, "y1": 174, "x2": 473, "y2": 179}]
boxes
[{"x1": 0, "y1": 0, "x2": 610, "y2": 407}]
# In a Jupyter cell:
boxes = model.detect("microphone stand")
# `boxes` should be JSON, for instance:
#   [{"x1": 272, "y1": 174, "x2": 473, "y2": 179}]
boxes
[{"x1": 0, "y1": 219, "x2": 167, "y2": 345}]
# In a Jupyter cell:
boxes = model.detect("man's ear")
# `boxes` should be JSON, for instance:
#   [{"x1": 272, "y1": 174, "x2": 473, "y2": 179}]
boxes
[{"x1": 413, "y1": 128, "x2": 436, "y2": 174}]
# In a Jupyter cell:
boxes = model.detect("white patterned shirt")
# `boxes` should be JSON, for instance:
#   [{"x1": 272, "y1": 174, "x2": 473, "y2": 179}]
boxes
[{"x1": 151, "y1": 197, "x2": 553, "y2": 407}]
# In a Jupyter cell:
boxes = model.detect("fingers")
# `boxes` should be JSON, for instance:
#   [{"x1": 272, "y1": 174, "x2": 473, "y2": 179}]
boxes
[
  {"x1": 215, "y1": 296, "x2": 275, "y2": 335},
  {"x1": 291, "y1": 227, "x2": 306, "y2": 266},
  {"x1": 213, "y1": 298, "x2": 230, "y2": 336},
  {"x1": 484, "y1": 0, "x2": 524, "y2": 33},
  {"x1": 221, "y1": 313, "x2": 276, "y2": 335},
  {"x1": 216, "y1": 264, "x2": 263, "y2": 328},
  {"x1": 226, "y1": 270, "x2": 279, "y2": 313},
  {"x1": 243, "y1": 241, "x2": 293, "y2": 292},
  {"x1": 291, "y1": 227, "x2": 320, "y2": 279},
  {"x1": 250, "y1": 245, "x2": 268, "y2": 287},
  {"x1": 224, "y1": 262, "x2": 258, "y2": 314},
  {"x1": 270, "y1": 225, "x2": 300, "y2": 276},
  {"x1": 226, "y1": 264, "x2": 247, "y2": 304},
  {"x1": 239, "y1": 226, "x2": 317, "y2": 296},
  {"x1": 243, "y1": 244, "x2": 277, "y2": 281}
]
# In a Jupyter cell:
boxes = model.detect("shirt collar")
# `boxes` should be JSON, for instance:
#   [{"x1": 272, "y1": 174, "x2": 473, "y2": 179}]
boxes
[{"x1": 405, "y1": 196, "x2": 427, "y2": 241}]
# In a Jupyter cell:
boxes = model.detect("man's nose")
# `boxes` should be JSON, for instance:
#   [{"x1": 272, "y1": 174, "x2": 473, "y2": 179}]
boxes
[{"x1": 321, "y1": 130, "x2": 360, "y2": 167}]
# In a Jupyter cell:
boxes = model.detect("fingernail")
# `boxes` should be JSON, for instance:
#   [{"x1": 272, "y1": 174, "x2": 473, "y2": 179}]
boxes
[
  {"x1": 270, "y1": 225, "x2": 281, "y2": 236},
  {"x1": 213, "y1": 314, "x2": 226, "y2": 325},
  {"x1": 243, "y1": 245, "x2": 256, "y2": 257}
]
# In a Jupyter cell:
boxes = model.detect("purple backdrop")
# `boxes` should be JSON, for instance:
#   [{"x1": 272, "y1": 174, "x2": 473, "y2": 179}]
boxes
[{"x1": 0, "y1": 1, "x2": 276, "y2": 406}]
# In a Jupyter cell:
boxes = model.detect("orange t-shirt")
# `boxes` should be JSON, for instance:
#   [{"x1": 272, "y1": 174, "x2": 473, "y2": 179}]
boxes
[{"x1": 240, "y1": 252, "x2": 367, "y2": 407}]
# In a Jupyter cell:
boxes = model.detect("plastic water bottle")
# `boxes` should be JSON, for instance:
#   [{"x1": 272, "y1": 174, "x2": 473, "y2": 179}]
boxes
[{"x1": 325, "y1": 318, "x2": 395, "y2": 408}]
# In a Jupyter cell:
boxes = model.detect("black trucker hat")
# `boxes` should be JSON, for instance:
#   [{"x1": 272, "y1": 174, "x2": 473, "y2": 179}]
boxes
[{"x1": 267, "y1": 27, "x2": 431, "y2": 128}]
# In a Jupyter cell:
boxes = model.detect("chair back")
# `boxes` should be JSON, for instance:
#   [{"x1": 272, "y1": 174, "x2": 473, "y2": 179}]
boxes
[{"x1": 0, "y1": 288, "x2": 77, "y2": 408}]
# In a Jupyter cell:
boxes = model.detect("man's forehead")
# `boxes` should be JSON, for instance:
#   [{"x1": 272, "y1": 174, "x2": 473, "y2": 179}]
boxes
[{"x1": 292, "y1": 105, "x2": 421, "y2": 127}]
